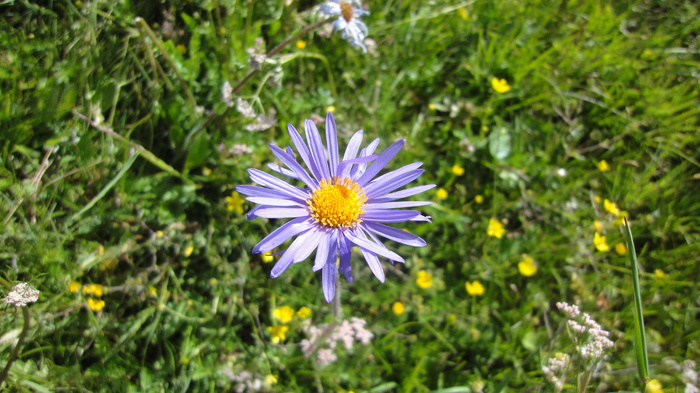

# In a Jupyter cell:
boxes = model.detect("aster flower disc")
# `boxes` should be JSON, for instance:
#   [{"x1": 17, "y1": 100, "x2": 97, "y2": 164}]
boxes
[{"x1": 236, "y1": 112, "x2": 434, "y2": 302}]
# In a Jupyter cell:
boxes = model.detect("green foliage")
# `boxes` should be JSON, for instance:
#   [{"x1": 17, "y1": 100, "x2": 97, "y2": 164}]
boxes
[{"x1": 1, "y1": 0, "x2": 698, "y2": 392}]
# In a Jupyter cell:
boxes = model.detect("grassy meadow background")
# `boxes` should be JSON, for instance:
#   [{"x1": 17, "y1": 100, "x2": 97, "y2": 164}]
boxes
[{"x1": 1, "y1": 0, "x2": 699, "y2": 391}]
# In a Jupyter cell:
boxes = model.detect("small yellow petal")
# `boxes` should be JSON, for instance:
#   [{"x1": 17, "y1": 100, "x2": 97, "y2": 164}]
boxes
[
  {"x1": 474, "y1": 195, "x2": 484, "y2": 204},
  {"x1": 296, "y1": 306, "x2": 312, "y2": 319},
  {"x1": 325, "y1": 105, "x2": 335, "y2": 113},
  {"x1": 416, "y1": 270, "x2": 433, "y2": 289},
  {"x1": 615, "y1": 242, "x2": 627, "y2": 256},
  {"x1": 594, "y1": 232, "x2": 610, "y2": 252},
  {"x1": 273, "y1": 306, "x2": 295, "y2": 323},
  {"x1": 646, "y1": 379, "x2": 663, "y2": 393},
  {"x1": 518, "y1": 256, "x2": 538, "y2": 277},
  {"x1": 465, "y1": 280, "x2": 485, "y2": 296},
  {"x1": 392, "y1": 301, "x2": 405, "y2": 316},
  {"x1": 69, "y1": 282, "x2": 81, "y2": 293},
  {"x1": 491, "y1": 77, "x2": 511, "y2": 93},
  {"x1": 262, "y1": 251, "x2": 274, "y2": 263},
  {"x1": 457, "y1": 8, "x2": 468, "y2": 20},
  {"x1": 295, "y1": 40, "x2": 306, "y2": 49},
  {"x1": 597, "y1": 160, "x2": 611, "y2": 172},
  {"x1": 451, "y1": 164, "x2": 465, "y2": 176},
  {"x1": 487, "y1": 218, "x2": 506, "y2": 238},
  {"x1": 594, "y1": 220, "x2": 603, "y2": 233},
  {"x1": 436, "y1": 188, "x2": 448, "y2": 200},
  {"x1": 87, "y1": 298, "x2": 105, "y2": 311},
  {"x1": 183, "y1": 245, "x2": 194, "y2": 257}
]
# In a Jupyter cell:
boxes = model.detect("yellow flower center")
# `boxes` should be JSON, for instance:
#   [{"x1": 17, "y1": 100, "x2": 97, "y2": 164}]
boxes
[
  {"x1": 340, "y1": 2, "x2": 354, "y2": 23},
  {"x1": 308, "y1": 177, "x2": 367, "y2": 228}
]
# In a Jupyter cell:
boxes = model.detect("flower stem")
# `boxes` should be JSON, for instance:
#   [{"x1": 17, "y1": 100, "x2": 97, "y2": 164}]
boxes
[
  {"x1": 0, "y1": 307, "x2": 31, "y2": 388},
  {"x1": 333, "y1": 267, "x2": 342, "y2": 322}
]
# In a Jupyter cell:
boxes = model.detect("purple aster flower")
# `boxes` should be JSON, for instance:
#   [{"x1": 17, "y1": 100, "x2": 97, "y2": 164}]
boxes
[
  {"x1": 319, "y1": 0, "x2": 370, "y2": 53},
  {"x1": 236, "y1": 113, "x2": 434, "y2": 302}
]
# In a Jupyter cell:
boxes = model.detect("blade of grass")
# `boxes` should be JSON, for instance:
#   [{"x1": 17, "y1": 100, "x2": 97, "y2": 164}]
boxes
[{"x1": 623, "y1": 217, "x2": 650, "y2": 390}]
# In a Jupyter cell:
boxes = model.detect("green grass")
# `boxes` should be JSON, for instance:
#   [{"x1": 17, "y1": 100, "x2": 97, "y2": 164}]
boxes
[{"x1": 1, "y1": 0, "x2": 698, "y2": 392}]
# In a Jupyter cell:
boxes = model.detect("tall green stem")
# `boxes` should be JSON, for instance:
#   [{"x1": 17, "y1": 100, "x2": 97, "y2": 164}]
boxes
[{"x1": 0, "y1": 307, "x2": 31, "y2": 388}]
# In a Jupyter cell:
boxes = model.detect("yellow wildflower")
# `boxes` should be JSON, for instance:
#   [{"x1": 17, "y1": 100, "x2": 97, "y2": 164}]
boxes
[
  {"x1": 226, "y1": 191, "x2": 245, "y2": 214},
  {"x1": 148, "y1": 286, "x2": 157, "y2": 297},
  {"x1": 428, "y1": 103, "x2": 437, "y2": 111},
  {"x1": 603, "y1": 199, "x2": 620, "y2": 216},
  {"x1": 474, "y1": 195, "x2": 484, "y2": 204},
  {"x1": 615, "y1": 242, "x2": 627, "y2": 256},
  {"x1": 416, "y1": 270, "x2": 433, "y2": 289},
  {"x1": 646, "y1": 379, "x2": 662, "y2": 393},
  {"x1": 176, "y1": 44, "x2": 186, "y2": 53},
  {"x1": 296, "y1": 306, "x2": 312, "y2": 319},
  {"x1": 487, "y1": 218, "x2": 506, "y2": 239},
  {"x1": 654, "y1": 269, "x2": 667, "y2": 280},
  {"x1": 202, "y1": 167, "x2": 212, "y2": 176},
  {"x1": 465, "y1": 280, "x2": 485, "y2": 296},
  {"x1": 156, "y1": 230, "x2": 164, "y2": 238},
  {"x1": 491, "y1": 77, "x2": 511, "y2": 93},
  {"x1": 295, "y1": 40, "x2": 306, "y2": 49},
  {"x1": 597, "y1": 160, "x2": 611, "y2": 172},
  {"x1": 593, "y1": 195, "x2": 601, "y2": 203},
  {"x1": 267, "y1": 325, "x2": 289, "y2": 344},
  {"x1": 518, "y1": 256, "x2": 538, "y2": 277},
  {"x1": 209, "y1": 278, "x2": 218, "y2": 286},
  {"x1": 218, "y1": 27, "x2": 226, "y2": 35},
  {"x1": 436, "y1": 188, "x2": 448, "y2": 200},
  {"x1": 457, "y1": 8, "x2": 468, "y2": 20},
  {"x1": 451, "y1": 164, "x2": 465, "y2": 176},
  {"x1": 183, "y1": 245, "x2": 194, "y2": 257},
  {"x1": 325, "y1": 105, "x2": 335, "y2": 113},
  {"x1": 594, "y1": 220, "x2": 603, "y2": 232},
  {"x1": 83, "y1": 284, "x2": 104, "y2": 297},
  {"x1": 392, "y1": 301, "x2": 405, "y2": 316},
  {"x1": 594, "y1": 232, "x2": 610, "y2": 252},
  {"x1": 273, "y1": 306, "x2": 295, "y2": 323},
  {"x1": 446, "y1": 314, "x2": 457, "y2": 325},
  {"x1": 265, "y1": 375, "x2": 278, "y2": 385},
  {"x1": 87, "y1": 298, "x2": 105, "y2": 311},
  {"x1": 262, "y1": 251, "x2": 274, "y2": 263},
  {"x1": 69, "y1": 282, "x2": 81, "y2": 293}
]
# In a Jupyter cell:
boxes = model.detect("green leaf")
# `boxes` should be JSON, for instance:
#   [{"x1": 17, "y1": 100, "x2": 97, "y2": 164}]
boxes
[{"x1": 488, "y1": 126, "x2": 511, "y2": 160}]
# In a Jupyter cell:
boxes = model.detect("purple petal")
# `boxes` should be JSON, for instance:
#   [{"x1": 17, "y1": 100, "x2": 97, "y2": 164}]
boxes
[
  {"x1": 338, "y1": 237, "x2": 353, "y2": 282},
  {"x1": 269, "y1": 227, "x2": 314, "y2": 278},
  {"x1": 248, "y1": 168, "x2": 309, "y2": 201},
  {"x1": 252, "y1": 206, "x2": 309, "y2": 219},
  {"x1": 236, "y1": 185, "x2": 295, "y2": 199},
  {"x1": 322, "y1": 258, "x2": 337, "y2": 303},
  {"x1": 410, "y1": 214, "x2": 432, "y2": 222},
  {"x1": 359, "y1": 248, "x2": 385, "y2": 283},
  {"x1": 343, "y1": 130, "x2": 364, "y2": 161},
  {"x1": 292, "y1": 227, "x2": 324, "y2": 263},
  {"x1": 356, "y1": 139, "x2": 406, "y2": 187},
  {"x1": 267, "y1": 163, "x2": 299, "y2": 180},
  {"x1": 305, "y1": 120, "x2": 331, "y2": 180},
  {"x1": 252, "y1": 217, "x2": 314, "y2": 254},
  {"x1": 326, "y1": 112, "x2": 340, "y2": 177},
  {"x1": 270, "y1": 144, "x2": 319, "y2": 189},
  {"x1": 247, "y1": 205, "x2": 262, "y2": 220},
  {"x1": 365, "y1": 169, "x2": 425, "y2": 200},
  {"x1": 361, "y1": 210, "x2": 423, "y2": 223},
  {"x1": 351, "y1": 138, "x2": 380, "y2": 179},
  {"x1": 344, "y1": 228, "x2": 404, "y2": 262},
  {"x1": 365, "y1": 200, "x2": 433, "y2": 210},
  {"x1": 363, "y1": 222, "x2": 427, "y2": 247},
  {"x1": 245, "y1": 197, "x2": 305, "y2": 207},
  {"x1": 372, "y1": 184, "x2": 437, "y2": 202},
  {"x1": 337, "y1": 155, "x2": 377, "y2": 179},
  {"x1": 287, "y1": 123, "x2": 320, "y2": 180}
]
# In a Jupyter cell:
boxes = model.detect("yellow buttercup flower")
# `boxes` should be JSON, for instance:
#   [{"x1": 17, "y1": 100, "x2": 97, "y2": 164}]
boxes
[
  {"x1": 457, "y1": 8, "x2": 468, "y2": 20},
  {"x1": 451, "y1": 164, "x2": 465, "y2": 176},
  {"x1": 267, "y1": 325, "x2": 289, "y2": 344},
  {"x1": 491, "y1": 77, "x2": 511, "y2": 93},
  {"x1": 597, "y1": 160, "x2": 611, "y2": 172},
  {"x1": 183, "y1": 245, "x2": 194, "y2": 257},
  {"x1": 87, "y1": 298, "x2": 105, "y2": 311},
  {"x1": 295, "y1": 40, "x2": 306, "y2": 49},
  {"x1": 226, "y1": 191, "x2": 245, "y2": 214},
  {"x1": 594, "y1": 220, "x2": 603, "y2": 232},
  {"x1": 273, "y1": 306, "x2": 295, "y2": 323},
  {"x1": 416, "y1": 270, "x2": 433, "y2": 289},
  {"x1": 518, "y1": 256, "x2": 538, "y2": 277},
  {"x1": 615, "y1": 242, "x2": 627, "y2": 256},
  {"x1": 325, "y1": 105, "x2": 335, "y2": 113},
  {"x1": 465, "y1": 280, "x2": 485, "y2": 296},
  {"x1": 262, "y1": 251, "x2": 274, "y2": 263},
  {"x1": 594, "y1": 232, "x2": 610, "y2": 252},
  {"x1": 436, "y1": 188, "x2": 448, "y2": 200},
  {"x1": 474, "y1": 195, "x2": 484, "y2": 204},
  {"x1": 82, "y1": 284, "x2": 104, "y2": 297},
  {"x1": 296, "y1": 306, "x2": 312, "y2": 319},
  {"x1": 593, "y1": 195, "x2": 601, "y2": 203},
  {"x1": 69, "y1": 282, "x2": 81, "y2": 293},
  {"x1": 646, "y1": 379, "x2": 662, "y2": 393},
  {"x1": 148, "y1": 286, "x2": 157, "y2": 297},
  {"x1": 156, "y1": 230, "x2": 165, "y2": 238},
  {"x1": 603, "y1": 199, "x2": 620, "y2": 216},
  {"x1": 392, "y1": 301, "x2": 405, "y2": 316},
  {"x1": 265, "y1": 375, "x2": 278, "y2": 385},
  {"x1": 654, "y1": 269, "x2": 667, "y2": 280},
  {"x1": 487, "y1": 218, "x2": 506, "y2": 238}
]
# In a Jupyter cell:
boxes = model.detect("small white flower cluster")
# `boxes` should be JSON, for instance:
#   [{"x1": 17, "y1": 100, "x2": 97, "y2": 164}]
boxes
[
  {"x1": 244, "y1": 108, "x2": 277, "y2": 132},
  {"x1": 557, "y1": 302, "x2": 614, "y2": 361},
  {"x1": 300, "y1": 317, "x2": 373, "y2": 367},
  {"x1": 236, "y1": 98, "x2": 257, "y2": 118},
  {"x1": 222, "y1": 81, "x2": 234, "y2": 108},
  {"x1": 542, "y1": 352, "x2": 570, "y2": 391},
  {"x1": 221, "y1": 369, "x2": 263, "y2": 393},
  {"x1": 5, "y1": 283, "x2": 39, "y2": 307},
  {"x1": 247, "y1": 38, "x2": 267, "y2": 70},
  {"x1": 219, "y1": 143, "x2": 252, "y2": 158}
]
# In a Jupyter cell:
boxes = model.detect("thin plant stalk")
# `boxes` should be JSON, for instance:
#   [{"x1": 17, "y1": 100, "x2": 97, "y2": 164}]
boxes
[
  {"x1": 0, "y1": 307, "x2": 31, "y2": 388},
  {"x1": 623, "y1": 217, "x2": 650, "y2": 391}
]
